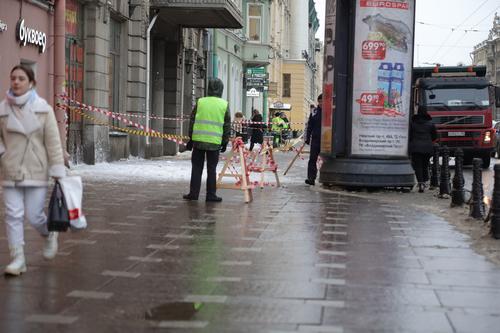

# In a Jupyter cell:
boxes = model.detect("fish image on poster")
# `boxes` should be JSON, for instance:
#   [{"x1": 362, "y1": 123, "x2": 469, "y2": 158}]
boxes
[
  {"x1": 362, "y1": 14, "x2": 411, "y2": 53},
  {"x1": 351, "y1": 0, "x2": 415, "y2": 157}
]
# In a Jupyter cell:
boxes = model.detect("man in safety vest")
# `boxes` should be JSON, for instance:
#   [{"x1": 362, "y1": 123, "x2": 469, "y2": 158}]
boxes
[
  {"x1": 183, "y1": 78, "x2": 231, "y2": 202},
  {"x1": 271, "y1": 112, "x2": 285, "y2": 147}
]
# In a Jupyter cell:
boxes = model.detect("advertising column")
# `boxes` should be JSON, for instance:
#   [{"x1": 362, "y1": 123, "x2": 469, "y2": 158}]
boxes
[
  {"x1": 319, "y1": 0, "x2": 416, "y2": 188},
  {"x1": 351, "y1": 0, "x2": 415, "y2": 157}
]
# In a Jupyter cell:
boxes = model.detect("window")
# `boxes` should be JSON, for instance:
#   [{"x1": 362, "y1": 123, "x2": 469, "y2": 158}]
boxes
[
  {"x1": 248, "y1": 4, "x2": 262, "y2": 42},
  {"x1": 109, "y1": 18, "x2": 122, "y2": 126},
  {"x1": 283, "y1": 73, "x2": 291, "y2": 97}
]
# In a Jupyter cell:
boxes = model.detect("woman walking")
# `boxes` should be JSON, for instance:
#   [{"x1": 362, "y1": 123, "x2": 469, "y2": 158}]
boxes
[
  {"x1": 0, "y1": 65, "x2": 66, "y2": 275},
  {"x1": 409, "y1": 107, "x2": 437, "y2": 193},
  {"x1": 249, "y1": 109, "x2": 264, "y2": 151}
]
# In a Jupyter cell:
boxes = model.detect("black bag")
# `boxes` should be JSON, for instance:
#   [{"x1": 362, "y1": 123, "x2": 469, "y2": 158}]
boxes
[{"x1": 47, "y1": 181, "x2": 70, "y2": 232}]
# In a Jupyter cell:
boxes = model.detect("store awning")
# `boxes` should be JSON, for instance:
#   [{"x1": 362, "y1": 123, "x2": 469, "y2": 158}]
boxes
[{"x1": 151, "y1": 0, "x2": 243, "y2": 28}]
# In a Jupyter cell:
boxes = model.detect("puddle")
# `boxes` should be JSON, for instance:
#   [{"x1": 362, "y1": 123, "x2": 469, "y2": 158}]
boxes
[{"x1": 145, "y1": 302, "x2": 203, "y2": 321}]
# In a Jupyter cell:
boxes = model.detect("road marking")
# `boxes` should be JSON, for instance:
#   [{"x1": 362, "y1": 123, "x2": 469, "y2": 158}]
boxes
[
  {"x1": 304, "y1": 300, "x2": 345, "y2": 308},
  {"x1": 64, "y1": 239, "x2": 96, "y2": 245},
  {"x1": 26, "y1": 314, "x2": 78, "y2": 324},
  {"x1": 102, "y1": 270, "x2": 141, "y2": 278},
  {"x1": 314, "y1": 263, "x2": 346, "y2": 269},
  {"x1": 311, "y1": 278, "x2": 346, "y2": 285},
  {"x1": 147, "y1": 244, "x2": 180, "y2": 250},
  {"x1": 318, "y1": 250, "x2": 347, "y2": 256},
  {"x1": 220, "y1": 261, "x2": 253, "y2": 266},
  {"x1": 230, "y1": 247, "x2": 262, "y2": 253},
  {"x1": 322, "y1": 231, "x2": 347, "y2": 236},
  {"x1": 157, "y1": 321, "x2": 209, "y2": 328},
  {"x1": 184, "y1": 295, "x2": 228, "y2": 303},
  {"x1": 127, "y1": 256, "x2": 162, "y2": 263},
  {"x1": 67, "y1": 290, "x2": 113, "y2": 299}
]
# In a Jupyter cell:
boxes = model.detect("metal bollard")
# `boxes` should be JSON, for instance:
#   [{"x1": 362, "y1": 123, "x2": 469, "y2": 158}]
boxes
[
  {"x1": 430, "y1": 144, "x2": 440, "y2": 189},
  {"x1": 439, "y1": 146, "x2": 451, "y2": 197},
  {"x1": 451, "y1": 148, "x2": 465, "y2": 207},
  {"x1": 491, "y1": 164, "x2": 500, "y2": 239},
  {"x1": 470, "y1": 158, "x2": 485, "y2": 220}
]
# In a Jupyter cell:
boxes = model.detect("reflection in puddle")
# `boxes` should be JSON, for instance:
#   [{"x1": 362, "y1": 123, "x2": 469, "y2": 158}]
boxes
[{"x1": 145, "y1": 302, "x2": 203, "y2": 321}]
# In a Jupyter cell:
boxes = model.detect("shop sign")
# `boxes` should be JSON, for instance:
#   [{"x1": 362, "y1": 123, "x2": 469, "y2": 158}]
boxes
[
  {"x1": 16, "y1": 19, "x2": 47, "y2": 53},
  {"x1": 0, "y1": 20, "x2": 7, "y2": 32}
]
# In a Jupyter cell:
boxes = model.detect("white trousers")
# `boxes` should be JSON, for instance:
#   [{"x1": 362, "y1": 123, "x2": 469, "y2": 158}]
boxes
[{"x1": 3, "y1": 186, "x2": 49, "y2": 248}]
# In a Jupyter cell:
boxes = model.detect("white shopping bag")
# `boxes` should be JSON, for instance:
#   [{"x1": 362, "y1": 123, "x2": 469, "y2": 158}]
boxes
[{"x1": 58, "y1": 176, "x2": 87, "y2": 230}]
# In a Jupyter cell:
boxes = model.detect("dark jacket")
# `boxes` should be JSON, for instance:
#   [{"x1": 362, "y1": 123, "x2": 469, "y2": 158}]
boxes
[
  {"x1": 250, "y1": 114, "x2": 264, "y2": 144},
  {"x1": 305, "y1": 106, "x2": 322, "y2": 146},
  {"x1": 409, "y1": 113, "x2": 437, "y2": 154}
]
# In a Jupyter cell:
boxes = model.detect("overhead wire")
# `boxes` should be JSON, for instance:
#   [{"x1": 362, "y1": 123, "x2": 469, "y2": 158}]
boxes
[
  {"x1": 429, "y1": 0, "x2": 490, "y2": 62},
  {"x1": 435, "y1": 3, "x2": 500, "y2": 62}
]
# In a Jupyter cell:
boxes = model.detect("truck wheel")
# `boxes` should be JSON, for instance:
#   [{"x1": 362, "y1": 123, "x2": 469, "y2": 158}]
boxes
[{"x1": 482, "y1": 156, "x2": 491, "y2": 169}]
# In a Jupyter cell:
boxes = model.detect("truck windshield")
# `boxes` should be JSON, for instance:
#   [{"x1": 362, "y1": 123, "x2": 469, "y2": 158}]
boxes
[{"x1": 424, "y1": 88, "x2": 490, "y2": 111}]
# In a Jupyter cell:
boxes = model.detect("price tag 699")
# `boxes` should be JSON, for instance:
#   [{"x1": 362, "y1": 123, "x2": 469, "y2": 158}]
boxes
[{"x1": 362, "y1": 40, "x2": 386, "y2": 60}]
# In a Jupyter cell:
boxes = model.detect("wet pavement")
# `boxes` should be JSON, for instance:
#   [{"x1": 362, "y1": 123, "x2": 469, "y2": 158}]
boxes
[{"x1": 1, "y1": 153, "x2": 500, "y2": 332}]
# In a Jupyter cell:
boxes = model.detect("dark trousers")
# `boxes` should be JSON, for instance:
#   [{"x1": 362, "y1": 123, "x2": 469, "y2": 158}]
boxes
[
  {"x1": 411, "y1": 153, "x2": 431, "y2": 183},
  {"x1": 307, "y1": 144, "x2": 321, "y2": 181},
  {"x1": 189, "y1": 148, "x2": 220, "y2": 198}
]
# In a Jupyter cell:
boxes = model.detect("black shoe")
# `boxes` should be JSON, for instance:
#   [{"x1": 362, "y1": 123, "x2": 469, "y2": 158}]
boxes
[
  {"x1": 206, "y1": 195, "x2": 222, "y2": 202},
  {"x1": 305, "y1": 179, "x2": 315, "y2": 186},
  {"x1": 183, "y1": 194, "x2": 198, "y2": 201},
  {"x1": 418, "y1": 183, "x2": 424, "y2": 193}
]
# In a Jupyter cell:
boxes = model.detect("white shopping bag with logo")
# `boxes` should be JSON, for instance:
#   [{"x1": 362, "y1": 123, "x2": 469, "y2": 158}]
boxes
[{"x1": 58, "y1": 175, "x2": 87, "y2": 230}]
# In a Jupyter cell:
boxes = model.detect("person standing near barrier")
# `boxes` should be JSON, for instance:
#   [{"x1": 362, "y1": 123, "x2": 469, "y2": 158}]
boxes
[
  {"x1": 249, "y1": 109, "x2": 264, "y2": 151},
  {"x1": 409, "y1": 106, "x2": 437, "y2": 193},
  {"x1": 271, "y1": 112, "x2": 285, "y2": 147},
  {"x1": 305, "y1": 94, "x2": 322, "y2": 186},
  {"x1": 0, "y1": 65, "x2": 66, "y2": 276},
  {"x1": 183, "y1": 78, "x2": 231, "y2": 202}
]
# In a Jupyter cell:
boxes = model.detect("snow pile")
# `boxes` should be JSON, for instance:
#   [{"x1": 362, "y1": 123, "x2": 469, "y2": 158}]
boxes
[{"x1": 68, "y1": 151, "x2": 305, "y2": 185}]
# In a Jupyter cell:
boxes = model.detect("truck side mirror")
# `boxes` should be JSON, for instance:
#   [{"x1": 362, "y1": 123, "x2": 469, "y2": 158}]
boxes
[{"x1": 496, "y1": 86, "x2": 500, "y2": 108}]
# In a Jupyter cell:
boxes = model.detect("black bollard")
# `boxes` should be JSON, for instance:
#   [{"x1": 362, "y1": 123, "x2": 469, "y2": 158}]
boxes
[
  {"x1": 430, "y1": 144, "x2": 440, "y2": 189},
  {"x1": 491, "y1": 164, "x2": 500, "y2": 239},
  {"x1": 470, "y1": 158, "x2": 485, "y2": 220},
  {"x1": 451, "y1": 148, "x2": 465, "y2": 207},
  {"x1": 439, "y1": 146, "x2": 451, "y2": 197}
]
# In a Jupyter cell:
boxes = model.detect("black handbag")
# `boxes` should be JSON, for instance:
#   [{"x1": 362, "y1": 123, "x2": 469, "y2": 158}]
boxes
[{"x1": 47, "y1": 181, "x2": 70, "y2": 232}]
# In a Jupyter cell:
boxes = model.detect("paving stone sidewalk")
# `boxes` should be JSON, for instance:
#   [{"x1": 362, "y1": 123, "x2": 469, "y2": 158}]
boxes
[{"x1": 1, "y1": 155, "x2": 500, "y2": 332}]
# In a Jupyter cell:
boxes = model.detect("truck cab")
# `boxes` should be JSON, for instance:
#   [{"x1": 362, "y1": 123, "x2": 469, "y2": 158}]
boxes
[{"x1": 413, "y1": 66, "x2": 498, "y2": 168}]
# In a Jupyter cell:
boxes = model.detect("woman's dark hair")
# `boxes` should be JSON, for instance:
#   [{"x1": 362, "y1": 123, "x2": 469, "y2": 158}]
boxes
[{"x1": 10, "y1": 64, "x2": 36, "y2": 86}]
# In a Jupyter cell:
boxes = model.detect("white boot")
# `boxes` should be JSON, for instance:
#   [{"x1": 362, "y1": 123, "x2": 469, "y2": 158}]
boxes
[
  {"x1": 5, "y1": 246, "x2": 26, "y2": 276},
  {"x1": 43, "y1": 232, "x2": 58, "y2": 260}
]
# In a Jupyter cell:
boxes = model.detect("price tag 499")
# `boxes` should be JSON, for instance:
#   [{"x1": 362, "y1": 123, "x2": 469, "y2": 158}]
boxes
[{"x1": 357, "y1": 92, "x2": 385, "y2": 115}]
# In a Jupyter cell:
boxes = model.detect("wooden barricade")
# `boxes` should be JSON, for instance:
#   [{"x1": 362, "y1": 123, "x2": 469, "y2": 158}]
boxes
[
  {"x1": 247, "y1": 137, "x2": 280, "y2": 189},
  {"x1": 216, "y1": 138, "x2": 253, "y2": 203}
]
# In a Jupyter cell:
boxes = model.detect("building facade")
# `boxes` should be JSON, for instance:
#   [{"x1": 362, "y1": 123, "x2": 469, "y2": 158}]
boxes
[
  {"x1": 149, "y1": 0, "x2": 243, "y2": 156},
  {"x1": 473, "y1": 13, "x2": 500, "y2": 118},
  {"x1": 271, "y1": 0, "x2": 321, "y2": 130},
  {"x1": 0, "y1": 0, "x2": 67, "y2": 155}
]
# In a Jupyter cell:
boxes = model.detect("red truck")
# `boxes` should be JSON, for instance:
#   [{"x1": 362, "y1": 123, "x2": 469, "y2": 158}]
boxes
[{"x1": 412, "y1": 66, "x2": 500, "y2": 168}]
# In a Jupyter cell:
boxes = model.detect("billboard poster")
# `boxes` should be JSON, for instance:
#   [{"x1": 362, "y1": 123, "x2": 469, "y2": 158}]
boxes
[
  {"x1": 351, "y1": 0, "x2": 415, "y2": 157},
  {"x1": 321, "y1": 0, "x2": 336, "y2": 154}
]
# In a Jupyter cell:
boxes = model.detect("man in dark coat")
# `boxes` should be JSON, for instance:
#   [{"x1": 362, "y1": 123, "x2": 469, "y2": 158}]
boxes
[
  {"x1": 409, "y1": 107, "x2": 437, "y2": 192},
  {"x1": 249, "y1": 109, "x2": 264, "y2": 151},
  {"x1": 305, "y1": 94, "x2": 322, "y2": 186},
  {"x1": 183, "y1": 78, "x2": 231, "y2": 202}
]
